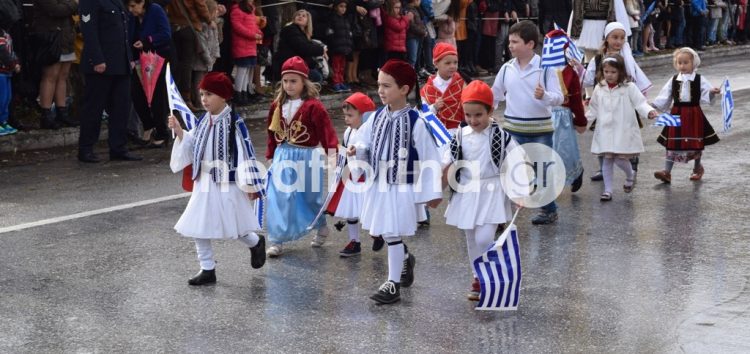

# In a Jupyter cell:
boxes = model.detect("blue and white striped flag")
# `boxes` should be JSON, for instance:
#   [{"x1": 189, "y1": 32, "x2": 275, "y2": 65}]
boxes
[
  {"x1": 165, "y1": 63, "x2": 198, "y2": 130},
  {"x1": 722, "y1": 79, "x2": 734, "y2": 133},
  {"x1": 653, "y1": 113, "x2": 681, "y2": 127},
  {"x1": 255, "y1": 197, "x2": 265, "y2": 229},
  {"x1": 553, "y1": 23, "x2": 584, "y2": 63},
  {"x1": 541, "y1": 34, "x2": 569, "y2": 68},
  {"x1": 419, "y1": 104, "x2": 452, "y2": 147},
  {"x1": 474, "y1": 210, "x2": 522, "y2": 311}
]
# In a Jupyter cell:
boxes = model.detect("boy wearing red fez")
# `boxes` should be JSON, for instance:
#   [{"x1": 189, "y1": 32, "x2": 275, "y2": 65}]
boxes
[
  {"x1": 491, "y1": 21, "x2": 564, "y2": 225},
  {"x1": 442, "y1": 80, "x2": 523, "y2": 302},
  {"x1": 420, "y1": 42, "x2": 466, "y2": 132},
  {"x1": 167, "y1": 72, "x2": 267, "y2": 286},
  {"x1": 264, "y1": 56, "x2": 339, "y2": 257},
  {"x1": 326, "y1": 92, "x2": 384, "y2": 257},
  {"x1": 349, "y1": 59, "x2": 443, "y2": 304}
]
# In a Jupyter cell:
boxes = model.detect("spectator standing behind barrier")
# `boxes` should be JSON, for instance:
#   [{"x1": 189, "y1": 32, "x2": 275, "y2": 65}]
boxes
[
  {"x1": 78, "y1": 0, "x2": 141, "y2": 163},
  {"x1": 127, "y1": 0, "x2": 173, "y2": 149},
  {"x1": 32, "y1": 0, "x2": 79, "y2": 130},
  {"x1": 230, "y1": 0, "x2": 263, "y2": 104},
  {"x1": 272, "y1": 9, "x2": 326, "y2": 83},
  {"x1": 326, "y1": 0, "x2": 353, "y2": 93},
  {"x1": 166, "y1": 0, "x2": 212, "y2": 111},
  {"x1": 382, "y1": 0, "x2": 410, "y2": 61}
]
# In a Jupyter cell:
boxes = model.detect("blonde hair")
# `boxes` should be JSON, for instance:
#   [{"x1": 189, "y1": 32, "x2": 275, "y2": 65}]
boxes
[
  {"x1": 672, "y1": 47, "x2": 701, "y2": 71},
  {"x1": 273, "y1": 73, "x2": 320, "y2": 104},
  {"x1": 288, "y1": 9, "x2": 313, "y2": 39}
]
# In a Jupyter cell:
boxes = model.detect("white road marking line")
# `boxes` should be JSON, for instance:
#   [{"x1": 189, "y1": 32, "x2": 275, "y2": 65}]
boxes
[{"x1": 0, "y1": 193, "x2": 191, "y2": 234}]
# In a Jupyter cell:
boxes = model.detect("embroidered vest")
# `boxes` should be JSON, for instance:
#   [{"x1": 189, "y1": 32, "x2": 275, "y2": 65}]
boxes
[
  {"x1": 672, "y1": 74, "x2": 702, "y2": 107},
  {"x1": 420, "y1": 73, "x2": 465, "y2": 129},
  {"x1": 369, "y1": 107, "x2": 421, "y2": 185}
]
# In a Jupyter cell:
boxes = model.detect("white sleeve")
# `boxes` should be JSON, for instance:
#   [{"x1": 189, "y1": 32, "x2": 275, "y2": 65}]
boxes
[
  {"x1": 170, "y1": 130, "x2": 196, "y2": 173},
  {"x1": 353, "y1": 116, "x2": 373, "y2": 151},
  {"x1": 491, "y1": 65, "x2": 508, "y2": 108},
  {"x1": 585, "y1": 88, "x2": 599, "y2": 122},
  {"x1": 413, "y1": 118, "x2": 444, "y2": 204},
  {"x1": 583, "y1": 60, "x2": 596, "y2": 88},
  {"x1": 652, "y1": 80, "x2": 674, "y2": 112},
  {"x1": 629, "y1": 84, "x2": 656, "y2": 119},
  {"x1": 542, "y1": 67, "x2": 564, "y2": 107},
  {"x1": 700, "y1": 75, "x2": 716, "y2": 106}
]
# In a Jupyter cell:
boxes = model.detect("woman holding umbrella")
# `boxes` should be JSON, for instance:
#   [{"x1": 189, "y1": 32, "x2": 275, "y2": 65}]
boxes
[{"x1": 127, "y1": 0, "x2": 173, "y2": 148}]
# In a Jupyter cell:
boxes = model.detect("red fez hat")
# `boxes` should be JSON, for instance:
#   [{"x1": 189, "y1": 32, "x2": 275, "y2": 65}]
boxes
[
  {"x1": 281, "y1": 56, "x2": 309, "y2": 78},
  {"x1": 344, "y1": 92, "x2": 376, "y2": 113},
  {"x1": 380, "y1": 59, "x2": 417, "y2": 91},
  {"x1": 198, "y1": 72, "x2": 234, "y2": 100},
  {"x1": 433, "y1": 42, "x2": 458, "y2": 63},
  {"x1": 461, "y1": 80, "x2": 494, "y2": 107}
]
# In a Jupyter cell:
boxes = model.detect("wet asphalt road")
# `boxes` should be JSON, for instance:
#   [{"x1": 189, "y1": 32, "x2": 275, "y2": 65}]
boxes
[{"x1": 0, "y1": 58, "x2": 749, "y2": 353}]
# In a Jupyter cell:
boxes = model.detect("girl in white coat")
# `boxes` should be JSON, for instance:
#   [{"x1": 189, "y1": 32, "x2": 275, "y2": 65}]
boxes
[{"x1": 587, "y1": 55, "x2": 658, "y2": 201}]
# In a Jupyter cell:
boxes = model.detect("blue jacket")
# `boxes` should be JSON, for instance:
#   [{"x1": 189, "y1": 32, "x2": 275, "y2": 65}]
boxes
[
  {"x1": 420, "y1": 0, "x2": 434, "y2": 19},
  {"x1": 79, "y1": 0, "x2": 133, "y2": 75},
  {"x1": 128, "y1": 3, "x2": 172, "y2": 59},
  {"x1": 691, "y1": 0, "x2": 707, "y2": 17}
]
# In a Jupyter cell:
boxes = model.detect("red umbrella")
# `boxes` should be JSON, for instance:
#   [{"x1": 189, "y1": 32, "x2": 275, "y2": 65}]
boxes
[{"x1": 139, "y1": 51, "x2": 166, "y2": 107}]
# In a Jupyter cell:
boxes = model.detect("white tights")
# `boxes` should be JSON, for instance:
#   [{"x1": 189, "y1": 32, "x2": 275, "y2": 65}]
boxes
[
  {"x1": 464, "y1": 224, "x2": 498, "y2": 277},
  {"x1": 602, "y1": 157, "x2": 634, "y2": 194},
  {"x1": 194, "y1": 233, "x2": 260, "y2": 270},
  {"x1": 233, "y1": 65, "x2": 255, "y2": 93}
]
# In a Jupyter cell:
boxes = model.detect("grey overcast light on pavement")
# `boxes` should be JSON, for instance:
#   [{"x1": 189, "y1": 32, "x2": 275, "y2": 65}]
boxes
[{"x1": 0, "y1": 57, "x2": 749, "y2": 353}]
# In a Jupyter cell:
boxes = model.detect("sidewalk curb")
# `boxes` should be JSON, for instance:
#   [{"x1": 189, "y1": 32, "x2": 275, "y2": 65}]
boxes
[{"x1": 3, "y1": 45, "x2": 749, "y2": 154}]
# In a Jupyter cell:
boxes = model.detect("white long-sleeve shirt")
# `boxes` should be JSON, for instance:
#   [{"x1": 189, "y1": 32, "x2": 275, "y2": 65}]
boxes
[{"x1": 652, "y1": 72, "x2": 716, "y2": 112}]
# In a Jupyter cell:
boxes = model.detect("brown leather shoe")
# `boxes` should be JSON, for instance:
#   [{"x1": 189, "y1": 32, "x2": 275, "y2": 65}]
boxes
[
  {"x1": 654, "y1": 170, "x2": 672, "y2": 184},
  {"x1": 690, "y1": 165, "x2": 705, "y2": 181}
]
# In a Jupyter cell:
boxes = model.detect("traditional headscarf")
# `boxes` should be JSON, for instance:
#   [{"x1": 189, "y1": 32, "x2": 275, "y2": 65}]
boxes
[{"x1": 603, "y1": 22, "x2": 652, "y2": 93}]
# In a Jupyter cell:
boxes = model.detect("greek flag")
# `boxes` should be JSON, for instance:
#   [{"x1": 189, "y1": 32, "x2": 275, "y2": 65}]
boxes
[
  {"x1": 474, "y1": 222, "x2": 522, "y2": 311},
  {"x1": 653, "y1": 113, "x2": 681, "y2": 127},
  {"x1": 722, "y1": 79, "x2": 734, "y2": 133},
  {"x1": 553, "y1": 23, "x2": 584, "y2": 63},
  {"x1": 165, "y1": 63, "x2": 198, "y2": 130},
  {"x1": 419, "y1": 104, "x2": 452, "y2": 147},
  {"x1": 541, "y1": 34, "x2": 569, "y2": 68},
  {"x1": 255, "y1": 197, "x2": 265, "y2": 229}
]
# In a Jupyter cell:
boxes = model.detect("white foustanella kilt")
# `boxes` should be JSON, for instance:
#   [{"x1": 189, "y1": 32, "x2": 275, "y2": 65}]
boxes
[
  {"x1": 175, "y1": 180, "x2": 260, "y2": 239},
  {"x1": 334, "y1": 173, "x2": 365, "y2": 219},
  {"x1": 445, "y1": 177, "x2": 513, "y2": 230},
  {"x1": 359, "y1": 180, "x2": 421, "y2": 237},
  {"x1": 576, "y1": 19, "x2": 607, "y2": 51}
]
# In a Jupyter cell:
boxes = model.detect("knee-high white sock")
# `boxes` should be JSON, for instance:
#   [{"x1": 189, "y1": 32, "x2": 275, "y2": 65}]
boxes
[
  {"x1": 385, "y1": 237, "x2": 405, "y2": 283},
  {"x1": 238, "y1": 232, "x2": 260, "y2": 247},
  {"x1": 602, "y1": 157, "x2": 615, "y2": 194},
  {"x1": 465, "y1": 229, "x2": 479, "y2": 277},
  {"x1": 474, "y1": 224, "x2": 497, "y2": 255},
  {"x1": 614, "y1": 158, "x2": 635, "y2": 183},
  {"x1": 234, "y1": 66, "x2": 249, "y2": 92},
  {"x1": 347, "y1": 218, "x2": 360, "y2": 242},
  {"x1": 194, "y1": 238, "x2": 216, "y2": 270}
]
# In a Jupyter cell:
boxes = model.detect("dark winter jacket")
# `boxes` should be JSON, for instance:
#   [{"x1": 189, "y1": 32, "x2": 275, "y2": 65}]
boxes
[
  {"x1": 273, "y1": 23, "x2": 325, "y2": 81},
  {"x1": 128, "y1": 3, "x2": 173, "y2": 60},
  {"x1": 326, "y1": 12, "x2": 353, "y2": 55},
  {"x1": 0, "y1": 29, "x2": 18, "y2": 75},
  {"x1": 31, "y1": 0, "x2": 77, "y2": 53},
  {"x1": 406, "y1": 6, "x2": 427, "y2": 39}
]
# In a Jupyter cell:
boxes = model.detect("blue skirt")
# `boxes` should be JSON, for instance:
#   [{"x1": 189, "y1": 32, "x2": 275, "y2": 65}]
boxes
[
  {"x1": 266, "y1": 143, "x2": 326, "y2": 243},
  {"x1": 552, "y1": 107, "x2": 583, "y2": 186}
]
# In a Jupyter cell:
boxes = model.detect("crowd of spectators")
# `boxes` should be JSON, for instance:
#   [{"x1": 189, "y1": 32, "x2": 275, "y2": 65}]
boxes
[{"x1": 0, "y1": 0, "x2": 748, "y2": 141}]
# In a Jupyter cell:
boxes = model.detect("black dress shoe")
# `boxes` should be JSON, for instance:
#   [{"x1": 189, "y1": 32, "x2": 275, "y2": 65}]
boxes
[
  {"x1": 78, "y1": 152, "x2": 101, "y2": 163},
  {"x1": 188, "y1": 269, "x2": 216, "y2": 286},
  {"x1": 401, "y1": 253, "x2": 416, "y2": 287},
  {"x1": 571, "y1": 168, "x2": 584, "y2": 193},
  {"x1": 370, "y1": 280, "x2": 401, "y2": 304},
  {"x1": 249, "y1": 236, "x2": 266, "y2": 269},
  {"x1": 110, "y1": 152, "x2": 143, "y2": 161}
]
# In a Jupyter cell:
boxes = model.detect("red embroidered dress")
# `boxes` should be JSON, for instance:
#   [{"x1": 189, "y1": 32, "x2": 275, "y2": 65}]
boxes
[{"x1": 420, "y1": 72, "x2": 465, "y2": 130}]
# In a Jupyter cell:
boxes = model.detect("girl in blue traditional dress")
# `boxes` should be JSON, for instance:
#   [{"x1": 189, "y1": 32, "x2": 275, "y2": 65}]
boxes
[{"x1": 265, "y1": 56, "x2": 339, "y2": 257}]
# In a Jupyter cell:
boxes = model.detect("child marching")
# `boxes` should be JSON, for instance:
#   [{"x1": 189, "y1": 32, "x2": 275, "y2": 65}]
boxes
[
  {"x1": 350, "y1": 59, "x2": 443, "y2": 304},
  {"x1": 167, "y1": 72, "x2": 267, "y2": 285},
  {"x1": 420, "y1": 42, "x2": 466, "y2": 135},
  {"x1": 265, "y1": 56, "x2": 339, "y2": 257},
  {"x1": 651, "y1": 48, "x2": 721, "y2": 184},
  {"x1": 442, "y1": 80, "x2": 520, "y2": 301},
  {"x1": 584, "y1": 21, "x2": 652, "y2": 180},
  {"x1": 332, "y1": 92, "x2": 384, "y2": 257},
  {"x1": 586, "y1": 54, "x2": 658, "y2": 201}
]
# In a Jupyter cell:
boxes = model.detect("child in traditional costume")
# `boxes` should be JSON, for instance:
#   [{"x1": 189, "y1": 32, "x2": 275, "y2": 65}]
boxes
[
  {"x1": 265, "y1": 56, "x2": 339, "y2": 257},
  {"x1": 168, "y1": 72, "x2": 267, "y2": 286},
  {"x1": 586, "y1": 54, "x2": 658, "y2": 201},
  {"x1": 350, "y1": 59, "x2": 443, "y2": 304},
  {"x1": 584, "y1": 22, "x2": 652, "y2": 180},
  {"x1": 652, "y1": 47, "x2": 720, "y2": 183},
  {"x1": 420, "y1": 42, "x2": 466, "y2": 136},
  {"x1": 442, "y1": 80, "x2": 520, "y2": 301},
  {"x1": 332, "y1": 92, "x2": 384, "y2": 257}
]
